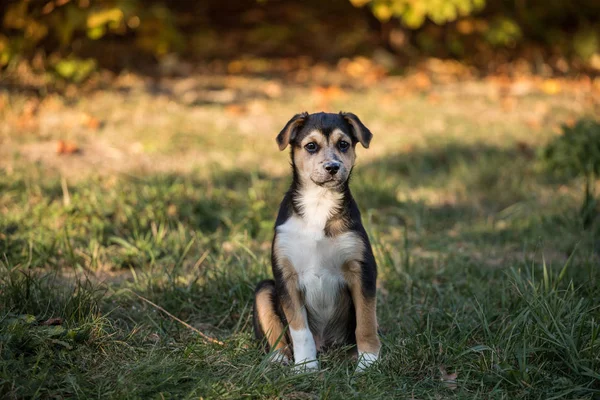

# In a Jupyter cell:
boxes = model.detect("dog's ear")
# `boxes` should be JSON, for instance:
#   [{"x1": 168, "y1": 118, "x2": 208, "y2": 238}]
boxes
[
  {"x1": 340, "y1": 112, "x2": 372, "y2": 148},
  {"x1": 276, "y1": 112, "x2": 308, "y2": 151}
]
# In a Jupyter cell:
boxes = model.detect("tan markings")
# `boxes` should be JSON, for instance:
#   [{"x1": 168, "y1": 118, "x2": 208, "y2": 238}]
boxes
[
  {"x1": 331, "y1": 128, "x2": 356, "y2": 165},
  {"x1": 330, "y1": 128, "x2": 352, "y2": 144},
  {"x1": 293, "y1": 131, "x2": 324, "y2": 184},
  {"x1": 255, "y1": 287, "x2": 289, "y2": 356},
  {"x1": 300, "y1": 130, "x2": 327, "y2": 147},
  {"x1": 324, "y1": 216, "x2": 349, "y2": 237},
  {"x1": 343, "y1": 261, "x2": 381, "y2": 354}
]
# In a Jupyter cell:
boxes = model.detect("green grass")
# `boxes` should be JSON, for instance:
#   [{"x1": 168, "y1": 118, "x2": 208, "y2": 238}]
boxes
[{"x1": 1, "y1": 77, "x2": 599, "y2": 399}]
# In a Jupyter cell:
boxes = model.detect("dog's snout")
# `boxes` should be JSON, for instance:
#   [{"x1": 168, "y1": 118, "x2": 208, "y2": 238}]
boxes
[{"x1": 324, "y1": 161, "x2": 340, "y2": 175}]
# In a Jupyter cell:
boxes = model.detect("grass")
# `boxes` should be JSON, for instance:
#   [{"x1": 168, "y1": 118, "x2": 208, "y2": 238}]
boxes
[{"x1": 1, "y1": 72, "x2": 599, "y2": 399}]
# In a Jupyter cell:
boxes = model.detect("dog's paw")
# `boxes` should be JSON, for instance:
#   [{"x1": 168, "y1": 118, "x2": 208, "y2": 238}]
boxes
[
  {"x1": 293, "y1": 358, "x2": 319, "y2": 373},
  {"x1": 355, "y1": 352, "x2": 378, "y2": 373},
  {"x1": 268, "y1": 350, "x2": 290, "y2": 365}
]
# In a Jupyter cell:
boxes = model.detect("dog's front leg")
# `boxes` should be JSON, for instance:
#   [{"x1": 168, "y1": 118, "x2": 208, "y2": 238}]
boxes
[
  {"x1": 288, "y1": 306, "x2": 318, "y2": 372},
  {"x1": 279, "y1": 275, "x2": 318, "y2": 371},
  {"x1": 345, "y1": 261, "x2": 381, "y2": 372}
]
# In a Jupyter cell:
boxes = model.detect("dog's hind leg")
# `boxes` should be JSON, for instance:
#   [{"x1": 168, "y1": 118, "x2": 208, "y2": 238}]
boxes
[{"x1": 253, "y1": 280, "x2": 291, "y2": 363}]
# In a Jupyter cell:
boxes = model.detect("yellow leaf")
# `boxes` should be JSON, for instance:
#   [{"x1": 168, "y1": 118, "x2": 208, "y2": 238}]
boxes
[
  {"x1": 349, "y1": 0, "x2": 371, "y2": 6},
  {"x1": 372, "y1": 3, "x2": 393, "y2": 22},
  {"x1": 87, "y1": 26, "x2": 106, "y2": 40},
  {"x1": 86, "y1": 8, "x2": 123, "y2": 29}
]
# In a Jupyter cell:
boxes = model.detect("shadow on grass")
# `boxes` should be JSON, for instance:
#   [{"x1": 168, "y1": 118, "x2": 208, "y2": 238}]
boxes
[
  {"x1": 2, "y1": 141, "x2": 593, "y2": 271},
  {"x1": 3, "y1": 140, "x2": 600, "y2": 399}
]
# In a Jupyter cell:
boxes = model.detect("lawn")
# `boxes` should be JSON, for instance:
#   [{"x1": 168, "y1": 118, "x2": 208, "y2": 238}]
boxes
[{"x1": 1, "y1": 68, "x2": 599, "y2": 399}]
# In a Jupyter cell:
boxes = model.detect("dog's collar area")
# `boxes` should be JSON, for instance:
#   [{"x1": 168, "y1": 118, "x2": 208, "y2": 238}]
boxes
[{"x1": 289, "y1": 182, "x2": 351, "y2": 233}]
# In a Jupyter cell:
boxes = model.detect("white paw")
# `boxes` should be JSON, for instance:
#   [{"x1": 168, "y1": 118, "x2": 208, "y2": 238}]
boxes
[
  {"x1": 355, "y1": 352, "x2": 378, "y2": 373},
  {"x1": 293, "y1": 358, "x2": 319, "y2": 373},
  {"x1": 268, "y1": 350, "x2": 290, "y2": 365},
  {"x1": 289, "y1": 327, "x2": 318, "y2": 372}
]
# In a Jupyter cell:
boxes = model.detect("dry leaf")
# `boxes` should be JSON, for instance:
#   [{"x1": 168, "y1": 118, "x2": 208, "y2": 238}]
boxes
[
  {"x1": 56, "y1": 140, "x2": 80, "y2": 155},
  {"x1": 82, "y1": 113, "x2": 101, "y2": 130},
  {"x1": 413, "y1": 72, "x2": 432, "y2": 90},
  {"x1": 439, "y1": 366, "x2": 458, "y2": 390},
  {"x1": 41, "y1": 317, "x2": 64, "y2": 326},
  {"x1": 225, "y1": 104, "x2": 247, "y2": 116}
]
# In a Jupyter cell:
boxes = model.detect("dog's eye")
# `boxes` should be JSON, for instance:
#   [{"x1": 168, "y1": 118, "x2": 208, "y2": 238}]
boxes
[
  {"x1": 304, "y1": 142, "x2": 318, "y2": 153},
  {"x1": 338, "y1": 140, "x2": 350, "y2": 152}
]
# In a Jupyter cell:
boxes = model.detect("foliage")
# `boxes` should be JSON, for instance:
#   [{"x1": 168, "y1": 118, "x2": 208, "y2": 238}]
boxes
[
  {"x1": 0, "y1": 0, "x2": 183, "y2": 73},
  {"x1": 351, "y1": 0, "x2": 485, "y2": 28},
  {"x1": 541, "y1": 119, "x2": 600, "y2": 227},
  {"x1": 1, "y1": 0, "x2": 600, "y2": 75},
  {"x1": 542, "y1": 119, "x2": 600, "y2": 180},
  {"x1": 53, "y1": 56, "x2": 96, "y2": 82}
]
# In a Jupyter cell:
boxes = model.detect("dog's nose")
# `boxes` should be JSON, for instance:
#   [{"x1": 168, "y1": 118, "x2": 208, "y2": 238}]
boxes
[{"x1": 324, "y1": 161, "x2": 340, "y2": 175}]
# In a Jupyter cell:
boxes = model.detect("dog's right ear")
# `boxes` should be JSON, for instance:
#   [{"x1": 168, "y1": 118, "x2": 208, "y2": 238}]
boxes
[{"x1": 276, "y1": 112, "x2": 308, "y2": 151}]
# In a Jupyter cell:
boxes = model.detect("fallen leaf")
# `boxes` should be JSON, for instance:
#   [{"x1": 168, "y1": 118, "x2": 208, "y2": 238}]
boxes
[
  {"x1": 225, "y1": 104, "x2": 247, "y2": 116},
  {"x1": 439, "y1": 366, "x2": 458, "y2": 390},
  {"x1": 41, "y1": 317, "x2": 64, "y2": 326},
  {"x1": 82, "y1": 113, "x2": 101, "y2": 130},
  {"x1": 413, "y1": 72, "x2": 432, "y2": 90},
  {"x1": 56, "y1": 140, "x2": 80, "y2": 155}
]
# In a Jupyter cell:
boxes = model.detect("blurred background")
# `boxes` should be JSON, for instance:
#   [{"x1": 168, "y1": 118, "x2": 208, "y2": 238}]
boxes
[{"x1": 2, "y1": 0, "x2": 600, "y2": 77}]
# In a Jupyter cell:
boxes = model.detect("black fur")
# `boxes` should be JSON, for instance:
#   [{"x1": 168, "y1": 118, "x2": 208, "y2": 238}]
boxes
[{"x1": 254, "y1": 112, "x2": 378, "y2": 353}]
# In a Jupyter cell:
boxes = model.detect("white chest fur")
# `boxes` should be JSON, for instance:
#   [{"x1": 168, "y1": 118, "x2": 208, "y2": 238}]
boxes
[{"x1": 276, "y1": 214, "x2": 360, "y2": 329}]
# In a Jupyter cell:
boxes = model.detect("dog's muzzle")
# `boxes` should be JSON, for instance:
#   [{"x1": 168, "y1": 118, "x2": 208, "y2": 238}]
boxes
[{"x1": 323, "y1": 161, "x2": 340, "y2": 175}]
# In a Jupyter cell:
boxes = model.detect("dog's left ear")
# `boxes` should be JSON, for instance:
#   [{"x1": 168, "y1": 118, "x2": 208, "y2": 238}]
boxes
[
  {"x1": 341, "y1": 112, "x2": 372, "y2": 148},
  {"x1": 276, "y1": 112, "x2": 308, "y2": 151}
]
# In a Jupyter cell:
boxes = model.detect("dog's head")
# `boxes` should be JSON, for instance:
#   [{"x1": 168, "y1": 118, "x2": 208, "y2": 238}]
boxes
[{"x1": 276, "y1": 112, "x2": 372, "y2": 190}]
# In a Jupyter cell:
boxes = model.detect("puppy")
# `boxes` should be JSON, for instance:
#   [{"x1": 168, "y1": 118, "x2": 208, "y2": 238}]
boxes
[{"x1": 253, "y1": 112, "x2": 380, "y2": 372}]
